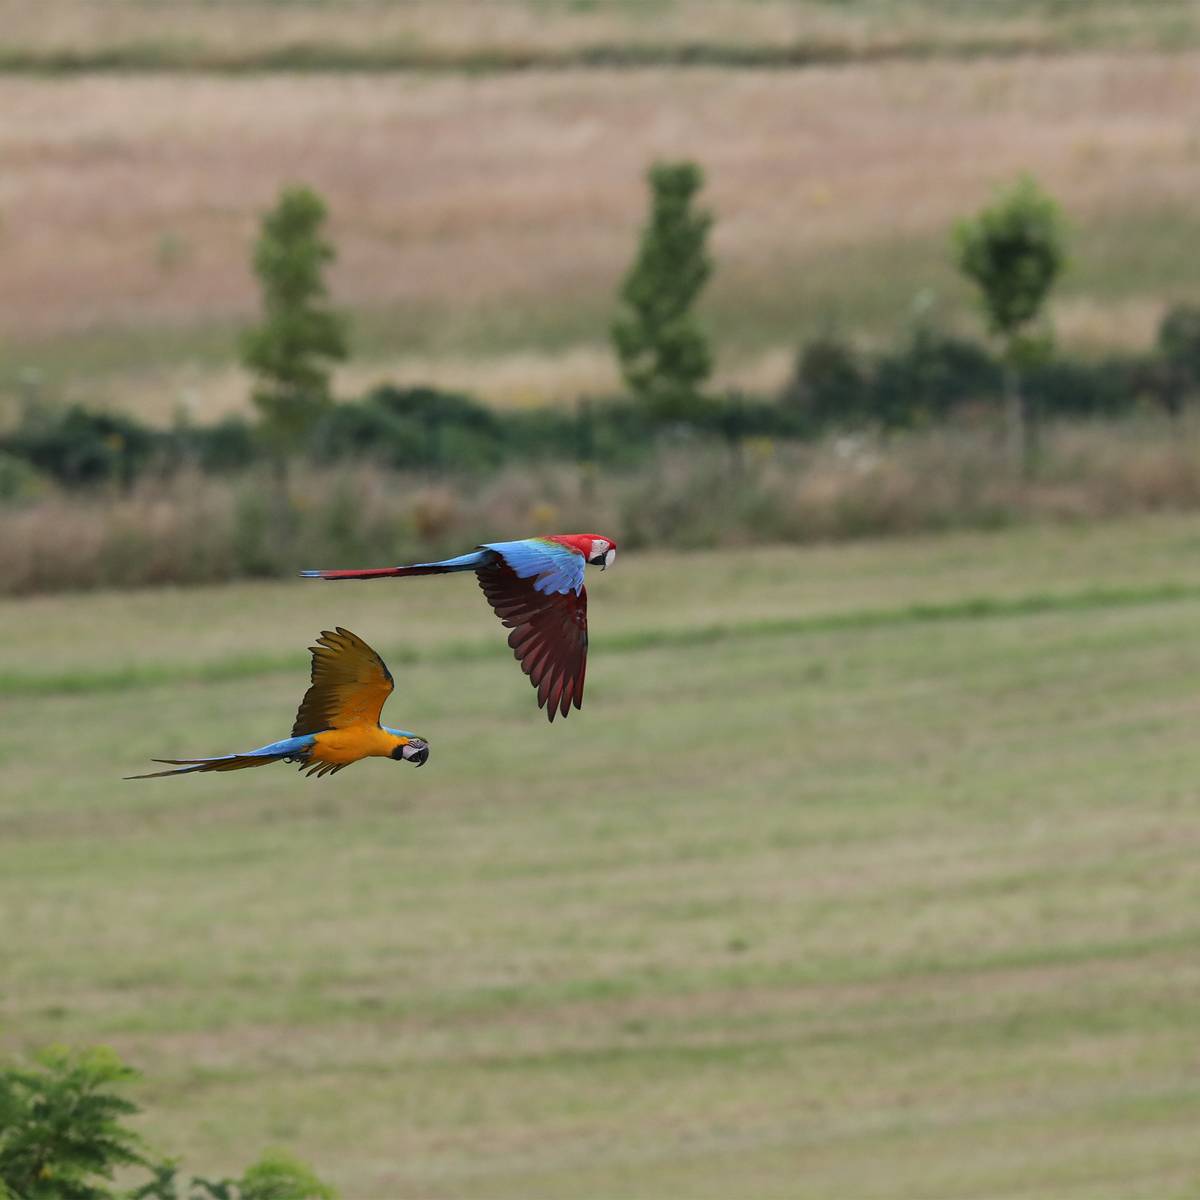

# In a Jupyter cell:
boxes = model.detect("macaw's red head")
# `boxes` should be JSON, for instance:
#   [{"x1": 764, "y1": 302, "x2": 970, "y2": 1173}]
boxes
[{"x1": 548, "y1": 533, "x2": 619, "y2": 570}]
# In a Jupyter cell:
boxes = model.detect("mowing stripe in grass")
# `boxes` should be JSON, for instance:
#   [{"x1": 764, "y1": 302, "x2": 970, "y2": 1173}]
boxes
[
  {"x1": 4, "y1": 580, "x2": 1199, "y2": 699},
  {"x1": 0, "y1": 39, "x2": 1112, "y2": 76},
  {"x1": 6, "y1": 17, "x2": 1200, "y2": 77}
]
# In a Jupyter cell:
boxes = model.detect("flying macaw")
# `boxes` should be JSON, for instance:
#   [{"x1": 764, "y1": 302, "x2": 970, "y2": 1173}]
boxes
[
  {"x1": 128, "y1": 627, "x2": 429, "y2": 779},
  {"x1": 301, "y1": 534, "x2": 618, "y2": 721}
]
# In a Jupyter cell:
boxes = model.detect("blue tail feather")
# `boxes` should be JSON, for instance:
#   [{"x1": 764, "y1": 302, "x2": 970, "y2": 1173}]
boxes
[{"x1": 126, "y1": 734, "x2": 315, "y2": 780}]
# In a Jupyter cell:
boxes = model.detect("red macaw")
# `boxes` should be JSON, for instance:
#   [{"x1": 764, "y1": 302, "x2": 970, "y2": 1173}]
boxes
[
  {"x1": 302, "y1": 534, "x2": 617, "y2": 721},
  {"x1": 128, "y1": 628, "x2": 429, "y2": 779}
]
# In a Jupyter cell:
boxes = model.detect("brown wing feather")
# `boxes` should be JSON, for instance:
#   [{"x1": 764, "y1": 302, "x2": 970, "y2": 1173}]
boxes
[
  {"x1": 292, "y1": 627, "x2": 394, "y2": 736},
  {"x1": 476, "y1": 561, "x2": 588, "y2": 721}
]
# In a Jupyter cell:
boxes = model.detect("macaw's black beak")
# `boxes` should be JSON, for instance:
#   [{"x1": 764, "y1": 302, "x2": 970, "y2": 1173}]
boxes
[
  {"x1": 394, "y1": 739, "x2": 430, "y2": 767},
  {"x1": 588, "y1": 553, "x2": 607, "y2": 568}
]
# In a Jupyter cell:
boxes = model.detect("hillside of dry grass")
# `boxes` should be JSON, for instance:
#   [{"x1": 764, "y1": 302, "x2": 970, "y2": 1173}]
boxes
[{"x1": 2, "y1": 51, "x2": 1199, "y2": 421}]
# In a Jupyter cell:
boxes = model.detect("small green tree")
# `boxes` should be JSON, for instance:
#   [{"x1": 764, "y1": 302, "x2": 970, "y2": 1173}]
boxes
[
  {"x1": 953, "y1": 175, "x2": 1065, "y2": 471},
  {"x1": 240, "y1": 185, "x2": 348, "y2": 454},
  {"x1": 1156, "y1": 302, "x2": 1200, "y2": 416},
  {"x1": 0, "y1": 1046, "x2": 146, "y2": 1200},
  {"x1": 612, "y1": 161, "x2": 713, "y2": 418},
  {"x1": 0, "y1": 1048, "x2": 337, "y2": 1200},
  {"x1": 781, "y1": 331, "x2": 867, "y2": 428}
]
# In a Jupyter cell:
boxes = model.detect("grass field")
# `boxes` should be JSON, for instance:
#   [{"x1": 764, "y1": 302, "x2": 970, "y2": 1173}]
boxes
[
  {"x1": 4, "y1": 514, "x2": 1200, "y2": 1197},
  {"x1": 3, "y1": 48, "x2": 1200, "y2": 420}
]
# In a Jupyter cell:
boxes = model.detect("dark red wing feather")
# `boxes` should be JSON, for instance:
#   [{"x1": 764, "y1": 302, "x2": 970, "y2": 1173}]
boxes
[{"x1": 476, "y1": 560, "x2": 588, "y2": 721}]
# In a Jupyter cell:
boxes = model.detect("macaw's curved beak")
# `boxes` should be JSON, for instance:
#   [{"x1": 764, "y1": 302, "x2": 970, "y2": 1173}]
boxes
[{"x1": 399, "y1": 739, "x2": 430, "y2": 767}]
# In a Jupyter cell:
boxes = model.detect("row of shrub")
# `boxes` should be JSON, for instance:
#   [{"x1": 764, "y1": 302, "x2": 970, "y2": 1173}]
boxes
[
  {"x1": 783, "y1": 323, "x2": 1199, "y2": 428},
  {"x1": 3, "y1": 319, "x2": 1199, "y2": 494},
  {"x1": 8, "y1": 417, "x2": 1200, "y2": 595},
  {"x1": 0, "y1": 384, "x2": 803, "y2": 493}
]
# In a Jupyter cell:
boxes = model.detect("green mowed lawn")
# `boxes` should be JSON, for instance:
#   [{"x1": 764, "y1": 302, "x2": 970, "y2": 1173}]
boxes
[{"x1": 4, "y1": 516, "x2": 1200, "y2": 1198}]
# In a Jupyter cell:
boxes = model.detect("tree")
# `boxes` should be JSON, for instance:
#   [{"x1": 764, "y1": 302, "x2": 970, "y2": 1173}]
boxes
[
  {"x1": 611, "y1": 161, "x2": 713, "y2": 418},
  {"x1": 240, "y1": 186, "x2": 348, "y2": 454},
  {"x1": 0, "y1": 1047, "x2": 337, "y2": 1200},
  {"x1": 0, "y1": 1046, "x2": 145, "y2": 1200},
  {"x1": 953, "y1": 175, "x2": 1065, "y2": 471},
  {"x1": 781, "y1": 331, "x2": 867, "y2": 429},
  {"x1": 1156, "y1": 302, "x2": 1200, "y2": 417}
]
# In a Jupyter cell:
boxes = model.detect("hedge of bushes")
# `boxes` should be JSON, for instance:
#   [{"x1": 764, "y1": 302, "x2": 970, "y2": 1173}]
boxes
[
  {"x1": 0, "y1": 385, "x2": 804, "y2": 491},
  {"x1": 781, "y1": 327, "x2": 1166, "y2": 428},
  {"x1": 3, "y1": 323, "x2": 1196, "y2": 492}
]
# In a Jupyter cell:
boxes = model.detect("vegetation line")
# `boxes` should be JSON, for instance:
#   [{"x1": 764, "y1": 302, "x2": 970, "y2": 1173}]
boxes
[
  {"x1": 612, "y1": 581, "x2": 1200, "y2": 651},
  {"x1": 0, "y1": 37, "x2": 1157, "y2": 77},
  {"x1": 5, "y1": 580, "x2": 1198, "y2": 699}
]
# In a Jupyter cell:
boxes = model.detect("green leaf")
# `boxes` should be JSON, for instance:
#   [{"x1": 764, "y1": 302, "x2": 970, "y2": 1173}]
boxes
[{"x1": 236, "y1": 1153, "x2": 337, "y2": 1200}]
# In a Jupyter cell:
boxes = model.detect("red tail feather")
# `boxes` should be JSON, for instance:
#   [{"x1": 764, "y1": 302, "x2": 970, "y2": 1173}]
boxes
[
  {"x1": 312, "y1": 566, "x2": 407, "y2": 580},
  {"x1": 307, "y1": 565, "x2": 457, "y2": 581}
]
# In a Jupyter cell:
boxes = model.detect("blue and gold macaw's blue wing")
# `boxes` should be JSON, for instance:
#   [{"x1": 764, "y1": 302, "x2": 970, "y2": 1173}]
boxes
[
  {"x1": 292, "y1": 627, "x2": 394, "y2": 735},
  {"x1": 125, "y1": 734, "x2": 315, "y2": 779}
]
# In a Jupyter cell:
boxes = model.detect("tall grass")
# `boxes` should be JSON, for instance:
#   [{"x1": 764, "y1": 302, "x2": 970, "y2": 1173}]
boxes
[{"x1": 5, "y1": 414, "x2": 1200, "y2": 596}]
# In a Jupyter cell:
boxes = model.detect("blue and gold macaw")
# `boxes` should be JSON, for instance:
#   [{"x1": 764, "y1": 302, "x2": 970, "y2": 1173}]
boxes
[
  {"x1": 128, "y1": 627, "x2": 428, "y2": 779},
  {"x1": 302, "y1": 533, "x2": 617, "y2": 721}
]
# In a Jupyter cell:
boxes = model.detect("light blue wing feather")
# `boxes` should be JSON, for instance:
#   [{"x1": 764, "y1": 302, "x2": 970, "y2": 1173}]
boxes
[
  {"x1": 409, "y1": 549, "x2": 491, "y2": 572},
  {"x1": 251, "y1": 734, "x2": 317, "y2": 757},
  {"x1": 482, "y1": 539, "x2": 585, "y2": 596}
]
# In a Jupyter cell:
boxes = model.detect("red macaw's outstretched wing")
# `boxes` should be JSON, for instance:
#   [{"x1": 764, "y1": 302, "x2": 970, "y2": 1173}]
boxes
[
  {"x1": 293, "y1": 627, "x2": 394, "y2": 736},
  {"x1": 476, "y1": 552, "x2": 588, "y2": 721}
]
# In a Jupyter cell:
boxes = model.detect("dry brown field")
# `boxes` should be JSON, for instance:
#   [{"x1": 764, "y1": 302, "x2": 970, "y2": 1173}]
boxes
[{"x1": 2, "y1": 49, "x2": 1200, "y2": 417}]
